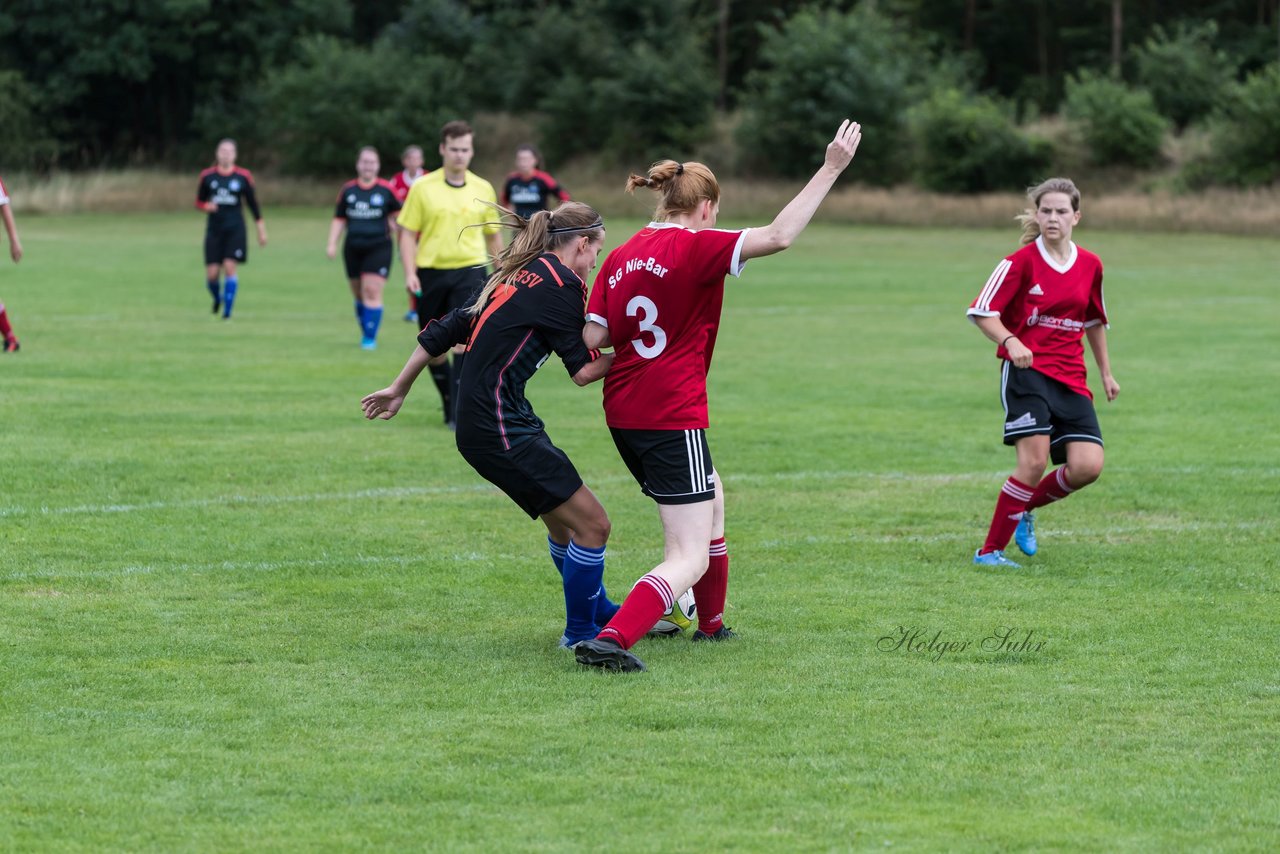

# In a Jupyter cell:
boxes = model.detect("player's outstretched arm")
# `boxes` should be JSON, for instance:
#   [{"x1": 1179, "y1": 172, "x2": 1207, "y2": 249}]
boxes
[
  {"x1": 1085, "y1": 325, "x2": 1119, "y2": 402},
  {"x1": 572, "y1": 351, "x2": 614, "y2": 386},
  {"x1": 361, "y1": 344, "x2": 442, "y2": 420},
  {"x1": 740, "y1": 120, "x2": 861, "y2": 262}
]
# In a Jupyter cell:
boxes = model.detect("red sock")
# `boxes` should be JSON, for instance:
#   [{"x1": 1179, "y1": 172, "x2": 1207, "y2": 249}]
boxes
[
  {"x1": 694, "y1": 537, "x2": 728, "y2": 634},
  {"x1": 1026, "y1": 466, "x2": 1075, "y2": 511},
  {"x1": 0, "y1": 305, "x2": 12, "y2": 340},
  {"x1": 980, "y1": 477, "x2": 1034, "y2": 554},
  {"x1": 597, "y1": 573, "x2": 672, "y2": 650}
]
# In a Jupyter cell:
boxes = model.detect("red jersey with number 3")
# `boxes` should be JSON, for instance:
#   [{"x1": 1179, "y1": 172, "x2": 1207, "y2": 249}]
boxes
[
  {"x1": 967, "y1": 236, "x2": 1108, "y2": 399},
  {"x1": 587, "y1": 222, "x2": 748, "y2": 429}
]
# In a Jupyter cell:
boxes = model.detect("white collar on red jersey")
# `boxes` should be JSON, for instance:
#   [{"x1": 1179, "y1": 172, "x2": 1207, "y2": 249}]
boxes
[{"x1": 1035, "y1": 235, "x2": 1078, "y2": 274}]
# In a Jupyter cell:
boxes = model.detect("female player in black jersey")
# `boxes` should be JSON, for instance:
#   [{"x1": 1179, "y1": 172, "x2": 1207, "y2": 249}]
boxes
[
  {"x1": 501, "y1": 145, "x2": 570, "y2": 220},
  {"x1": 327, "y1": 147, "x2": 402, "y2": 349},
  {"x1": 361, "y1": 202, "x2": 619, "y2": 648},
  {"x1": 195, "y1": 139, "x2": 267, "y2": 319}
]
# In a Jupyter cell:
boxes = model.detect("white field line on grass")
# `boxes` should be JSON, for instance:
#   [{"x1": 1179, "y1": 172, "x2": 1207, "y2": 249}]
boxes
[
  {"x1": 0, "y1": 470, "x2": 999, "y2": 519},
  {"x1": 5, "y1": 520, "x2": 1273, "y2": 582},
  {"x1": 2, "y1": 465, "x2": 1274, "y2": 521}
]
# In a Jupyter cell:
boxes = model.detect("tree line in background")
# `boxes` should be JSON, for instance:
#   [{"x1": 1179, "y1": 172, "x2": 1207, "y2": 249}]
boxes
[{"x1": 1, "y1": 0, "x2": 1277, "y2": 191}]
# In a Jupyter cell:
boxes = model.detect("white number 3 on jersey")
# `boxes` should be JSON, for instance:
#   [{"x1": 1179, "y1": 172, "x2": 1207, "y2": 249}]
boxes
[{"x1": 626, "y1": 295, "x2": 668, "y2": 359}]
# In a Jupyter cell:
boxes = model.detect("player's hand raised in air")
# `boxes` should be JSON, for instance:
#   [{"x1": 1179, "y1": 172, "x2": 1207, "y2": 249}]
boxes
[
  {"x1": 824, "y1": 120, "x2": 862, "y2": 173},
  {"x1": 361, "y1": 387, "x2": 407, "y2": 420}
]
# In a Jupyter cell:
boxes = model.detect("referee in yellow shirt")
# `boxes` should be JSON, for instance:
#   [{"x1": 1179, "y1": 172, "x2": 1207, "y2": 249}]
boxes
[{"x1": 398, "y1": 119, "x2": 504, "y2": 427}]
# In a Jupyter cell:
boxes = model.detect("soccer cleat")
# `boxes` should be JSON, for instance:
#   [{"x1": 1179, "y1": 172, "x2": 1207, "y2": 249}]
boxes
[
  {"x1": 973, "y1": 549, "x2": 1021, "y2": 568},
  {"x1": 3, "y1": 337, "x2": 18, "y2": 353},
  {"x1": 211, "y1": 296, "x2": 221, "y2": 315},
  {"x1": 404, "y1": 310, "x2": 419, "y2": 323},
  {"x1": 1014, "y1": 511, "x2": 1038, "y2": 556},
  {"x1": 691, "y1": 626, "x2": 736, "y2": 642},
  {"x1": 361, "y1": 337, "x2": 377, "y2": 351},
  {"x1": 574, "y1": 637, "x2": 646, "y2": 672}
]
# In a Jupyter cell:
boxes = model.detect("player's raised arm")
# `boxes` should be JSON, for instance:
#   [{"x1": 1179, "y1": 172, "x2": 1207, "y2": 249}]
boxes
[{"x1": 740, "y1": 120, "x2": 861, "y2": 261}]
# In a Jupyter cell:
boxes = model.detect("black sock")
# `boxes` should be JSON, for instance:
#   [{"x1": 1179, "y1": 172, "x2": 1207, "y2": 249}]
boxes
[{"x1": 428, "y1": 363, "x2": 451, "y2": 421}]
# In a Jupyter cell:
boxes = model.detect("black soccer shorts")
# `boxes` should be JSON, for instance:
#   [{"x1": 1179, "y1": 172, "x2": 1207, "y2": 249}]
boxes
[
  {"x1": 204, "y1": 222, "x2": 248, "y2": 265},
  {"x1": 999, "y1": 362, "x2": 1103, "y2": 465},
  {"x1": 610, "y1": 427, "x2": 717, "y2": 505},
  {"x1": 343, "y1": 240, "x2": 393, "y2": 280},
  {"x1": 459, "y1": 432, "x2": 584, "y2": 519}
]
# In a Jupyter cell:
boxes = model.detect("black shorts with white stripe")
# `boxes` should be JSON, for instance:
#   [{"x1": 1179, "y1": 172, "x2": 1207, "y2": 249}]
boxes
[
  {"x1": 609, "y1": 428, "x2": 716, "y2": 505},
  {"x1": 1000, "y1": 362, "x2": 1102, "y2": 465}
]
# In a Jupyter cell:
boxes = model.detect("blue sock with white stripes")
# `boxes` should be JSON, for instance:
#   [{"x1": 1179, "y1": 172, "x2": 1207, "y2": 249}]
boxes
[
  {"x1": 547, "y1": 536, "x2": 567, "y2": 578},
  {"x1": 561, "y1": 540, "x2": 606, "y2": 644}
]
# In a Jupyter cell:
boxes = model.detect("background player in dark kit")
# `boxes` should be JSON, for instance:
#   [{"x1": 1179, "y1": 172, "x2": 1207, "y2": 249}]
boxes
[
  {"x1": 327, "y1": 147, "x2": 402, "y2": 350},
  {"x1": 501, "y1": 145, "x2": 570, "y2": 220},
  {"x1": 195, "y1": 139, "x2": 267, "y2": 319}
]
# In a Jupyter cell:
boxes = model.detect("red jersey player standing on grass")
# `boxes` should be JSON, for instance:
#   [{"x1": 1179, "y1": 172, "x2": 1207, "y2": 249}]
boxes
[
  {"x1": 389, "y1": 145, "x2": 427, "y2": 324},
  {"x1": 195, "y1": 139, "x2": 267, "y2": 319},
  {"x1": 966, "y1": 177, "x2": 1120, "y2": 568},
  {"x1": 574, "y1": 119, "x2": 863, "y2": 673},
  {"x1": 0, "y1": 174, "x2": 24, "y2": 352}
]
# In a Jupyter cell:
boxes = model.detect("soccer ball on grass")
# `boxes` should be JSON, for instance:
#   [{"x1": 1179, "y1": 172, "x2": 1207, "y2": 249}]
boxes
[{"x1": 650, "y1": 588, "x2": 696, "y2": 636}]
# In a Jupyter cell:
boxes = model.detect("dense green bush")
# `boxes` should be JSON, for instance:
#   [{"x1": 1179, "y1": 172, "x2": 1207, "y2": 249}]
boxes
[
  {"x1": 0, "y1": 71, "x2": 59, "y2": 170},
  {"x1": 256, "y1": 37, "x2": 471, "y2": 175},
  {"x1": 907, "y1": 88, "x2": 1051, "y2": 193},
  {"x1": 1183, "y1": 63, "x2": 1280, "y2": 187},
  {"x1": 1134, "y1": 22, "x2": 1235, "y2": 130},
  {"x1": 1063, "y1": 71, "x2": 1169, "y2": 168},
  {"x1": 527, "y1": 1, "x2": 716, "y2": 165},
  {"x1": 737, "y1": 6, "x2": 921, "y2": 182}
]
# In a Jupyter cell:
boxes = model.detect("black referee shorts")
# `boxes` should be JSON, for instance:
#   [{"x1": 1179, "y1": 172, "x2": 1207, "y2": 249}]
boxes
[
  {"x1": 204, "y1": 223, "x2": 247, "y2": 265},
  {"x1": 459, "y1": 433, "x2": 584, "y2": 519},
  {"x1": 343, "y1": 240, "x2": 393, "y2": 280},
  {"x1": 1000, "y1": 362, "x2": 1103, "y2": 465},
  {"x1": 610, "y1": 427, "x2": 717, "y2": 505},
  {"x1": 417, "y1": 266, "x2": 487, "y2": 324}
]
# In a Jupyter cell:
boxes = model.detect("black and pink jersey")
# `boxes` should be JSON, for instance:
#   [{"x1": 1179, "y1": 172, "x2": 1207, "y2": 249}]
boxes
[
  {"x1": 334, "y1": 178, "x2": 401, "y2": 245},
  {"x1": 195, "y1": 166, "x2": 261, "y2": 230},
  {"x1": 501, "y1": 170, "x2": 570, "y2": 219},
  {"x1": 418, "y1": 253, "x2": 602, "y2": 452},
  {"x1": 967, "y1": 236, "x2": 1109, "y2": 399}
]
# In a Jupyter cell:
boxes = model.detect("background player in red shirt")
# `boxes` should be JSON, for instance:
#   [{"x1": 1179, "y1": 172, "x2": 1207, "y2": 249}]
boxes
[
  {"x1": 327, "y1": 147, "x2": 402, "y2": 349},
  {"x1": 0, "y1": 174, "x2": 24, "y2": 352},
  {"x1": 574, "y1": 120, "x2": 863, "y2": 672},
  {"x1": 195, "y1": 139, "x2": 267, "y2": 319},
  {"x1": 966, "y1": 177, "x2": 1120, "y2": 568},
  {"x1": 389, "y1": 145, "x2": 426, "y2": 324},
  {"x1": 360, "y1": 202, "x2": 619, "y2": 648},
  {"x1": 501, "y1": 145, "x2": 570, "y2": 220}
]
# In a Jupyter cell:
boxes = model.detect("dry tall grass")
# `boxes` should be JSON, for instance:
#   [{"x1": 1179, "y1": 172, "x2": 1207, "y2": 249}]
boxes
[{"x1": 6, "y1": 169, "x2": 1278, "y2": 236}]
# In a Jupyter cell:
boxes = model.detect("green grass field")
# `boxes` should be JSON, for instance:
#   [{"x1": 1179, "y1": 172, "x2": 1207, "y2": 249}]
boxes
[{"x1": 2, "y1": 209, "x2": 1277, "y2": 851}]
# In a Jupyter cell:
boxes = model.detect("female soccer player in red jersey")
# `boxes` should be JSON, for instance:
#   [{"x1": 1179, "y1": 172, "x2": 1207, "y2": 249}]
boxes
[
  {"x1": 0, "y1": 174, "x2": 24, "y2": 352},
  {"x1": 574, "y1": 120, "x2": 863, "y2": 672},
  {"x1": 195, "y1": 139, "x2": 267, "y2": 319},
  {"x1": 327, "y1": 147, "x2": 402, "y2": 350},
  {"x1": 389, "y1": 145, "x2": 426, "y2": 323},
  {"x1": 966, "y1": 178, "x2": 1120, "y2": 568},
  {"x1": 361, "y1": 202, "x2": 621, "y2": 648}
]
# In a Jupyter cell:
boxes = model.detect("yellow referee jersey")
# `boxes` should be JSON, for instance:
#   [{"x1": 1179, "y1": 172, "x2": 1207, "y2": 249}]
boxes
[{"x1": 397, "y1": 170, "x2": 501, "y2": 270}]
